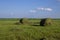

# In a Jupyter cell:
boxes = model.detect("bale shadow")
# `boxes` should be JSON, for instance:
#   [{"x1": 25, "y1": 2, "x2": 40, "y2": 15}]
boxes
[
  {"x1": 40, "y1": 38, "x2": 46, "y2": 40},
  {"x1": 32, "y1": 24, "x2": 40, "y2": 26}
]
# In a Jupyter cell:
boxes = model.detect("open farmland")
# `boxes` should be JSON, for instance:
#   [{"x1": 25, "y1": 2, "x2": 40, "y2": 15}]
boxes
[{"x1": 0, "y1": 18, "x2": 60, "y2": 40}]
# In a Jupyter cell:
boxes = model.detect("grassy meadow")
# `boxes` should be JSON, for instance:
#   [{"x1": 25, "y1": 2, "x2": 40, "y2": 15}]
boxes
[{"x1": 0, "y1": 18, "x2": 60, "y2": 40}]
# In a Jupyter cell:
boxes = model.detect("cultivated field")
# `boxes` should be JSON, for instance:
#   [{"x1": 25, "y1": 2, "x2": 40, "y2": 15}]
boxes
[{"x1": 0, "y1": 18, "x2": 60, "y2": 40}]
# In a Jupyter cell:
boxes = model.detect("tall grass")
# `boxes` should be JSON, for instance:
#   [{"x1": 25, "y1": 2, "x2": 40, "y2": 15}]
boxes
[{"x1": 0, "y1": 19, "x2": 60, "y2": 40}]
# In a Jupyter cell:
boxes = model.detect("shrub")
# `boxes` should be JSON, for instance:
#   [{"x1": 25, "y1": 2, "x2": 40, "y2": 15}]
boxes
[{"x1": 40, "y1": 18, "x2": 53, "y2": 26}]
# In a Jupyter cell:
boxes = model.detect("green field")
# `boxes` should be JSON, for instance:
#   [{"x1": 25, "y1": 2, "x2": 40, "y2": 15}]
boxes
[{"x1": 0, "y1": 18, "x2": 60, "y2": 40}]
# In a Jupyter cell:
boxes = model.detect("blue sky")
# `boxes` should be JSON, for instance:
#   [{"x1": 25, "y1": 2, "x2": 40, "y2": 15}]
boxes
[{"x1": 0, "y1": 0, "x2": 60, "y2": 18}]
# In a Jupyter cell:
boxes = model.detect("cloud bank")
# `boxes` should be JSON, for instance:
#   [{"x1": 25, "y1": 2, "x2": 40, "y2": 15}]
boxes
[
  {"x1": 30, "y1": 7, "x2": 53, "y2": 13},
  {"x1": 37, "y1": 8, "x2": 52, "y2": 11}
]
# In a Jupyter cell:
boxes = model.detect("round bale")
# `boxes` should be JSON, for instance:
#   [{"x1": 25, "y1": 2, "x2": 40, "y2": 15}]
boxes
[
  {"x1": 19, "y1": 18, "x2": 29, "y2": 24},
  {"x1": 40, "y1": 18, "x2": 53, "y2": 26}
]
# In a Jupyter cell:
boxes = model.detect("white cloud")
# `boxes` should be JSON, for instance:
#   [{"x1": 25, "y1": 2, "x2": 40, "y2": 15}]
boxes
[
  {"x1": 29, "y1": 10, "x2": 36, "y2": 13},
  {"x1": 37, "y1": 7, "x2": 52, "y2": 11},
  {"x1": 45, "y1": 8, "x2": 52, "y2": 11},
  {"x1": 29, "y1": 7, "x2": 53, "y2": 13},
  {"x1": 37, "y1": 8, "x2": 44, "y2": 10}
]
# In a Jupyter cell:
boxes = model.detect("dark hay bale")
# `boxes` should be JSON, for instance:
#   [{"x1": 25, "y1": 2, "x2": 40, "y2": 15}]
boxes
[
  {"x1": 19, "y1": 18, "x2": 29, "y2": 24},
  {"x1": 40, "y1": 18, "x2": 53, "y2": 26},
  {"x1": 19, "y1": 18, "x2": 23, "y2": 24},
  {"x1": 40, "y1": 19, "x2": 46, "y2": 26}
]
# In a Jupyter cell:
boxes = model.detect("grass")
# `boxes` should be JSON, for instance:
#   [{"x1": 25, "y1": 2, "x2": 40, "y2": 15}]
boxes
[{"x1": 0, "y1": 18, "x2": 60, "y2": 40}]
